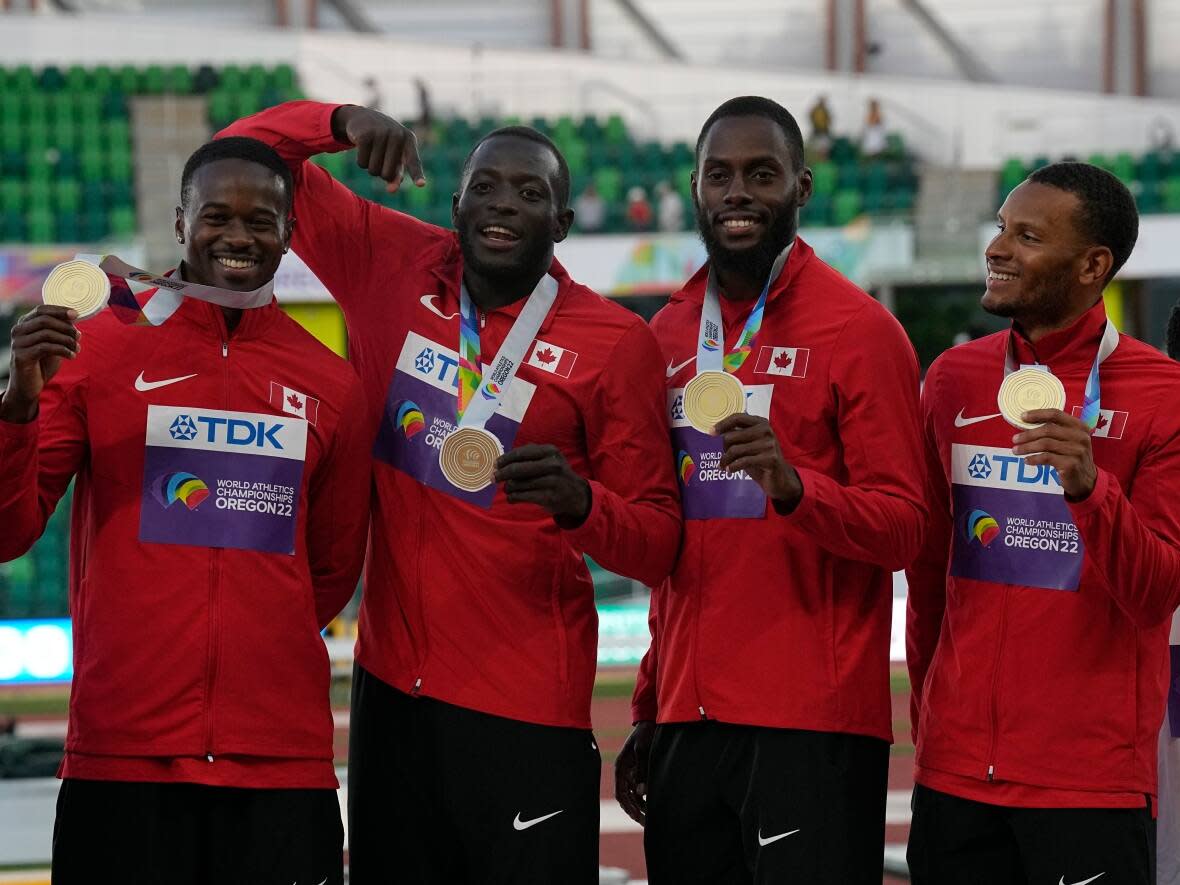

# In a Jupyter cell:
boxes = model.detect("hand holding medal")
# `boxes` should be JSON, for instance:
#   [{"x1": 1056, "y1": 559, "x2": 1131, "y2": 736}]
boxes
[
  {"x1": 716, "y1": 413, "x2": 804, "y2": 511},
  {"x1": 1010, "y1": 410, "x2": 1097, "y2": 500}
]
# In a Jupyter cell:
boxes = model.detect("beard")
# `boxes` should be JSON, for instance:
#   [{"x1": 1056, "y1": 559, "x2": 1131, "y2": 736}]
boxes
[
  {"x1": 981, "y1": 262, "x2": 1076, "y2": 332},
  {"x1": 695, "y1": 202, "x2": 798, "y2": 289},
  {"x1": 456, "y1": 221, "x2": 554, "y2": 291}
]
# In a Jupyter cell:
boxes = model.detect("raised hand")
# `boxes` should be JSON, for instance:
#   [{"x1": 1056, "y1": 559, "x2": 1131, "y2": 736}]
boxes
[
  {"x1": 1, "y1": 305, "x2": 80, "y2": 423},
  {"x1": 330, "y1": 105, "x2": 426, "y2": 194}
]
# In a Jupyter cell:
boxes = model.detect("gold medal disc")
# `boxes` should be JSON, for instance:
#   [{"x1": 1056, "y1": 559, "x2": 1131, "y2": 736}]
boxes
[
  {"x1": 42, "y1": 260, "x2": 110, "y2": 318},
  {"x1": 683, "y1": 370, "x2": 746, "y2": 434},
  {"x1": 439, "y1": 427, "x2": 504, "y2": 492},
  {"x1": 997, "y1": 368, "x2": 1066, "y2": 430}
]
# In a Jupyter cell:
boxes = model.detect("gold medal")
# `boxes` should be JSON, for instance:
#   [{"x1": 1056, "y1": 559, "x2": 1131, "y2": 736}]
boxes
[
  {"x1": 997, "y1": 367, "x2": 1066, "y2": 429},
  {"x1": 42, "y1": 260, "x2": 110, "y2": 318},
  {"x1": 439, "y1": 426, "x2": 504, "y2": 492},
  {"x1": 683, "y1": 370, "x2": 746, "y2": 434}
]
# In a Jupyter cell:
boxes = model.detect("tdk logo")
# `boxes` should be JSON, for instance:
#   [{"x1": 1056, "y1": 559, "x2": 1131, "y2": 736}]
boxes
[
  {"x1": 414, "y1": 346, "x2": 460, "y2": 389},
  {"x1": 170, "y1": 413, "x2": 284, "y2": 450},
  {"x1": 967, "y1": 449, "x2": 1060, "y2": 488},
  {"x1": 169, "y1": 415, "x2": 198, "y2": 441}
]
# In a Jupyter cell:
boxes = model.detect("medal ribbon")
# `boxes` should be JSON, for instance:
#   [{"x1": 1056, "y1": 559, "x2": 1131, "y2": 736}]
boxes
[
  {"x1": 697, "y1": 244, "x2": 792, "y2": 375},
  {"x1": 77, "y1": 253, "x2": 276, "y2": 327},
  {"x1": 1003, "y1": 319, "x2": 1120, "y2": 431},
  {"x1": 455, "y1": 274, "x2": 559, "y2": 428}
]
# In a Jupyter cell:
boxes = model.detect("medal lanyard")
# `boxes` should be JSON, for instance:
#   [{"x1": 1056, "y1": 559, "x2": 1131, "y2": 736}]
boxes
[
  {"x1": 697, "y1": 244, "x2": 792, "y2": 374},
  {"x1": 455, "y1": 274, "x2": 559, "y2": 427},
  {"x1": 1003, "y1": 319, "x2": 1120, "y2": 431}
]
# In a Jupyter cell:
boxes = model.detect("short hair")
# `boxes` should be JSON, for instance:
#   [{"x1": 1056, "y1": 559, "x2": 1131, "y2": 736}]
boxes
[
  {"x1": 460, "y1": 126, "x2": 571, "y2": 210},
  {"x1": 695, "y1": 96, "x2": 805, "y2": 171},
  {"x1": 1027, "y1": 161, "x2": 1139, "y2": 281},
  {"x1": 181, "y1": 136, "x2": 294, "y2": 214}
]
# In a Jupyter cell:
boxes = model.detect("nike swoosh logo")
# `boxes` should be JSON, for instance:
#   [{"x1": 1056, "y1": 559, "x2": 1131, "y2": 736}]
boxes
[
  {"x1": 954, "y1": 408, "x2": 1003, "y2": 428},
  {"x1": 134, "y1": 371, "x2": 198, "y2": 392},
  {"x1": 1059, "y1": 875, "x2": 1104, "y2": 885},
  {"x1": 757, "y1": 828, "x2": 800, "y2": 846},
  {"x1": 666, "y1": 357, "x2": 695, "y2": 377},
  {"x1": 513, "y1": 810, "x2": 563, "y2": 831},
  {"x1": 420, "y1": 294, "x2": 458, "y2": 320}
]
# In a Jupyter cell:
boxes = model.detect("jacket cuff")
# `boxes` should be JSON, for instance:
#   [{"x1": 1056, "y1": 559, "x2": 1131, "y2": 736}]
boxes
[
  {"x1": 1067, "y1": 467, "x2": 1113, "y2": 520},
  {"x1": 560, "y1": 478, "x2": 606, "y2": 548},
  {"x1": 772, "y1": 465, "x2": 821, "y2": 523}
]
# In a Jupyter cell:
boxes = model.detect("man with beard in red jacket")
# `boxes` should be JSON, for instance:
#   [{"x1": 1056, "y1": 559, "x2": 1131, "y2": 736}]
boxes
[
  {"x1": 220, "y1": 103, "x2": 680, "y2": 884},
  {"x1": 614, "y1": 96, "x2": 926, "y2": 884},
  {"x1": 906, "y1": 162, "x2": 1180, "y2": 884},
  {"x1": 0, "y1": 137, "x2": 371, "y2": 884}
]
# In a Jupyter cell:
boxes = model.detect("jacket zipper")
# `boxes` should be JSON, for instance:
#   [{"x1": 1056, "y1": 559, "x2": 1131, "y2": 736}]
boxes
[
  {"x1": 204, "y1": 330, "x2": 230, "y2": 761},
  {"x1": 985, "y1": 585, "x2": 1012, "y2": 782}
]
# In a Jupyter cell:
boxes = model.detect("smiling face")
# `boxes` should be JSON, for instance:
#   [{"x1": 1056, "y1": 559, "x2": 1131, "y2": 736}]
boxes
[
  {"x1": 983, "y1": 181, "x2": 1104, "y2": 330},
  {"x1": 453, "y1": 135, "x2": 573, "y2": 289},
  {"x1": 693, "y1": 114, "x2": 812, "y2": 289},
  {"x1": 175, "y1": 158, "x2": 291, "y2": 291}
]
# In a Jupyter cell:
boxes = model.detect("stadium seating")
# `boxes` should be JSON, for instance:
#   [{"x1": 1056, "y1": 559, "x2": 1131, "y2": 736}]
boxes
[
  {"x1": 999, "y1": 149, "x2": 1180, "y2": 214},
  {"x1": 318, "y1": 118, "x2": 920, "y2": 232},
  {"x1": 0, "y1": 63, "x2": 300, "y2": 244}
]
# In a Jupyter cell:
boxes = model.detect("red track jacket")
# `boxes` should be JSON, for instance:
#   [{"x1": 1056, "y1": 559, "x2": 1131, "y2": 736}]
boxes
[
  {"x1": 0, "y1": 297, "x2": 370, "y2": 787},
  {"x1": 221, "y1": 102, "x2": 680, "y2": 729},
  {"x1": 907, "y1": 301, "x2": 1180, "y2": 806},
  {"x1": 632, "y1": 240, "x2": 925, "y2": 741}
]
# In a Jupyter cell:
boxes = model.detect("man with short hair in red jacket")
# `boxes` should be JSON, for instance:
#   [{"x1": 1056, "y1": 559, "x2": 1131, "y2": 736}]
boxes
[
  {"x1": 0, "y1": 137, "x2": 371, "y2": 884},
  {"x1": 615, "y1": 95, "x2": 926, "y2": 884},
  {"x1": 906, "y1": 162, "x2": 1180, "y2": 884},
  {"x1": 221, "y1": 102, "x2": 680, "y2": 884}
]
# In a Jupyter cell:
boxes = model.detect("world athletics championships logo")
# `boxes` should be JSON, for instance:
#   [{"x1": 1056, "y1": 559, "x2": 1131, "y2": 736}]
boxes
[
  {"x1": 676, "y1": 450, "x2": 695, "y2": 484},
  {"x1": 702, "y1": 338, "x2": 720, "y2": 352},
  {"x1": 481, "y1": 381, "x2": 502, "y2": 401},
  {"x1": 153, "y1": 472, "x2": 210, "y2": 511},
  {"x1": 962, "y1": 509, "x2": 1000, "y2": 546},
  {"x1": 395, "y1": 400, "x2": 425, "y2": 439}
]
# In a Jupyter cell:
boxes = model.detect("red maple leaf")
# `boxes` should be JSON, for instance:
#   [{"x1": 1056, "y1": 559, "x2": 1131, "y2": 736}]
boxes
[
  {"x1": 1096, "y1": 413, "x2": 1108, "y2": 431},
  {"x1": 535, "y1": 347, "x2": 556, "y2": 365},
  {"x1": 774, "y1": 350, "x2": 793, "y2": 370},
  {"x1": 286, "y1": 393, "x2": 304, "y2": 411}
]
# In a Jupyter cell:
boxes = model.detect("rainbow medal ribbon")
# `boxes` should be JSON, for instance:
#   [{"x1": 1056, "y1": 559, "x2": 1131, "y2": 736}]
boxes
[
  {"x1": 997, "y1": 319, "x2": 1118, "y2": 431},
  {"x1": 682, "y1": 244, "x2": 792, "y2": 434},
  {"x1": 438, "y1": 274, "x2": 560, "y2": 492},
  {"x1": 46, "y1": 254, "x2": 276, "y2": 326}
]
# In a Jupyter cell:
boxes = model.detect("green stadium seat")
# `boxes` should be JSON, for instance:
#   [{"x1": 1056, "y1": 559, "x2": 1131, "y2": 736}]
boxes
[
  {"x1": 38, "y1": 65, "x2": 65, "y2": 92},
  {"x1": 832, "y1": 189, "x2": 863, "y2": 225},
  {"x1": 193, "y1": 65, "x2": 220, "y2": 94},
  {"x1": 28, "y1": 207, "x2": 55, "y2": 242},
  {"x1": 802, "y1": 193, "x2": 831, "y2": 226},
  {"x1": 208, "y1": 91, "x2": 235, "y2": 129},
  {"x1": 1111, "y1": 152, "x2": 1136, "y2": 185},
  {"x1": 55, "y1": 178, "x2": 81, "y2": 212},
  {"x1": 220, "y1": 65, "x2": 245, "y2": 92},
  {"x1": 165, "y1": 64, "x2": 194, "y2": 94},
  {"x1": 1162, "y1": 177, "x2": 1180, "y2": 213},
  {"x1": 271, "y1": 64, "x2": 296, "y2": 92},
  {"x1": 109, "y1": 205, "x2": 137, "y2": 238},
  {"x1": 593, "y1": 167, "x2": 623, "y2": 204},
  {"x1": 246, "y1": 64, "x2": 269, "y2": 93},
  {"x1": 603, "y1": 114, "x2": 627, "y2": 145},
  {"x1": 0, "y1": 179, "x2": 22, "y2": 212},
  {"x1": 811, "y1": 160, "x2": 837, "y2": 195},
  {"x1": 81, "y1": 207, "x2": 108, "y2": 241},
  {"x1": 116, "y1": 65, "x2": 140, "y2": 95},
  {"x1": 1136, "y1": 181, "x2": 1162, "y2": 214},
  {"x1": 141, "y1": 65, "x2": 166, "y2": 95},
  {"x1": 90, "y1": 66, "x2": 114, "y2": 95},
  {"x1": 66, "y1": 65, "x2": 89, "y2": 93}
]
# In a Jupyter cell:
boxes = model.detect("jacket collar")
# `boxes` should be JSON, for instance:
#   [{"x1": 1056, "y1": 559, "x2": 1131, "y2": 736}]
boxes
[
  {"x1": 676, "y1": 237, "x2": 815, "y2": 311},
  {"x1": 1008, "y1": 298, "x2": 1109, "y2": 373}
]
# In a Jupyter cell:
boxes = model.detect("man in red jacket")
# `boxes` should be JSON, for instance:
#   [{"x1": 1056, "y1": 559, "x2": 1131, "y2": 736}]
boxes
[
  {"x1": 0, "y1": 137, "x2": 371, "y2": 884},
  {"x1": 220, "y1": 103, "x2": 680, "y2": 884},
  {"x1": 614, "y1": 96, "x2": 926, "y2": 883},
  {"x1": 906, "y1": 162, "x2": 1180, "y2": 883}
]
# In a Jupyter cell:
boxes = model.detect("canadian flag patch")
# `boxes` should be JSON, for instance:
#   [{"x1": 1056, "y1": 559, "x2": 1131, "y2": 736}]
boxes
[
  {"x1": 753, "y1": 346, "x2": 810, "y2": 379},
  {"x1": 527, "y1": 340, "x2": 578, "y2": 378},
  {"x1": 1071, "y1": 406, "x2": 1128, "y2": 439},
  {"x1": 269, "y1": 381, "x2": 320, "y2": 426}
]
